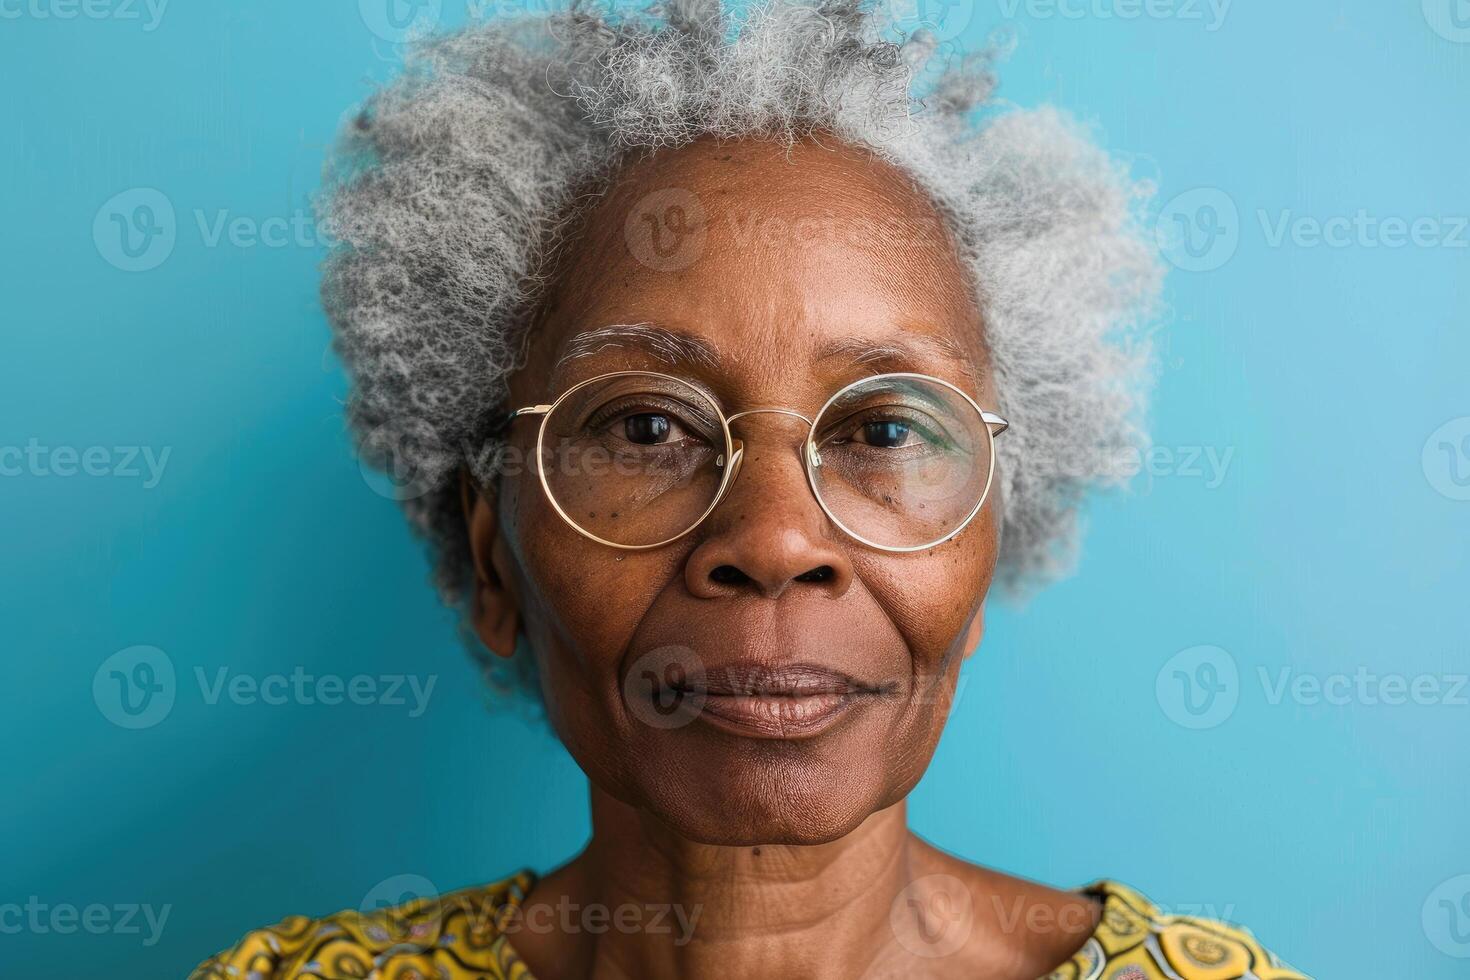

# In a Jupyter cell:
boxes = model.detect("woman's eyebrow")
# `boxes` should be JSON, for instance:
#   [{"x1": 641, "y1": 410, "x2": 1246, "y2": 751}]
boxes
[
  {"x1": 556, "y1": 323, "x2": 721, "y2": 371},
  {"x1": 816, "y1": 334, "x2": 977, "y2": 382}
]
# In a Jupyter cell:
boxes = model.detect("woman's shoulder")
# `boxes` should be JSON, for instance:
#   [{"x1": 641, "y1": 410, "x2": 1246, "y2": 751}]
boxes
[
  {"x1": 1046, "y1": 879, "x2": 1310, "y2": 980},
  {"x1": 188, "y1": 871, "x2": 537, "y2": 980}
]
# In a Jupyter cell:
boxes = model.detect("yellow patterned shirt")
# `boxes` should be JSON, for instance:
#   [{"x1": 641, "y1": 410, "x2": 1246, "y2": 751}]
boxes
[{"x1": 190, "y1": 874, "x2": 1308, "y2": 980}]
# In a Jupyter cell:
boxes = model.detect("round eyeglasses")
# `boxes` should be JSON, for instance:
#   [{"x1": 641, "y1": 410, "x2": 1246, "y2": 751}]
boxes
[{"x1": 493, "y1": 371, "x2": 1008, "y2": 553}]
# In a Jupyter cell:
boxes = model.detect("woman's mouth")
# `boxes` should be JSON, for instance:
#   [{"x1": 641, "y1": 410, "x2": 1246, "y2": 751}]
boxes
[{"x1": 663, "y1": 664, "x2": 888, "y2": 740}]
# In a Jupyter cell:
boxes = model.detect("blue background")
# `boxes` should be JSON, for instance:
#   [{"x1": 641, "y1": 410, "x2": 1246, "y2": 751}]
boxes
[{"x1": 3, "y1": 1, "x2": 1467, "y2": 976}]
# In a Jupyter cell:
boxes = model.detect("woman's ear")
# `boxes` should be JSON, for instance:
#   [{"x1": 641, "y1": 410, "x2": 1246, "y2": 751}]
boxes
[{"x1": 460, "y1": 469, "x2": 520, "y2": 659}]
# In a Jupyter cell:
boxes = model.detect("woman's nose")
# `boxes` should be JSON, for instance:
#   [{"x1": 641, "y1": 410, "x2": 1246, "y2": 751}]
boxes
[{"x1": 683, "y1": 426, "x2": 854, "y2": 600}]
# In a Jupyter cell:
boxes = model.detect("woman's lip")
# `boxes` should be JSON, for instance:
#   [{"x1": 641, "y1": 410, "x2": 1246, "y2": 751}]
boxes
[
  {"x1": 680, "y1": 663, "x2": 880, "y2": 697},
  {"x1": 633, "y1": 660, "x2": 891, "y2": 739},
  {"x1": 693, "y1": 690, "x2": 868, "y2": 739}
]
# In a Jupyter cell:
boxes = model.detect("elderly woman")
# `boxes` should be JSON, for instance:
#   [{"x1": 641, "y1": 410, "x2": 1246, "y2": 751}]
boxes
[{"x1": 193, "y1": 1, "x2": 1306, "y2": 977}]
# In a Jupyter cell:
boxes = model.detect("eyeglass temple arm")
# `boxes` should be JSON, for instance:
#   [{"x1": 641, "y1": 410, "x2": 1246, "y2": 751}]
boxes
[
  {"x1": 982, "y1": 411, "x2": 1009, "y2": 436},
  {"x1": 487, "y1": 404, "x2": 552, "y2": 438}
]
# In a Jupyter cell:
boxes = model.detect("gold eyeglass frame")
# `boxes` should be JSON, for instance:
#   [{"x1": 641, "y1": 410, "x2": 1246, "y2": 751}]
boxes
[{"x1": 497, "y1": 370, "x2": 1009, "y2": 554}]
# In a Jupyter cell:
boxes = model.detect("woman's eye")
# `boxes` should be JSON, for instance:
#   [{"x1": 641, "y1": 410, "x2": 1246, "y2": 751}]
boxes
[
  {"x1": 855, "y1": 420, "x2": 913, "y2": 448},
  {"x1": 623, "y1": 413, "x2": 671, "y2": 444}
]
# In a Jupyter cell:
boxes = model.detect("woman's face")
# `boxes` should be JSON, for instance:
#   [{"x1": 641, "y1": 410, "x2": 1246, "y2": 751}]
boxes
[{"x1": 468, "y1": 137, "x2": 1002, "y2": 845}]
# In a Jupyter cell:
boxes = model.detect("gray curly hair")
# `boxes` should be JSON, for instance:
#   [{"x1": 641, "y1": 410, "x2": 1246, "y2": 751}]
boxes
[{"x1": 320, "y1": 0, "x2": 1163, "y2": 698}]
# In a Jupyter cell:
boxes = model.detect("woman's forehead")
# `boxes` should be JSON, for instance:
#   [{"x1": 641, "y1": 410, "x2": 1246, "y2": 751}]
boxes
[{"x1": 529, "y1": 136, "x2": 987, "y2": 394}]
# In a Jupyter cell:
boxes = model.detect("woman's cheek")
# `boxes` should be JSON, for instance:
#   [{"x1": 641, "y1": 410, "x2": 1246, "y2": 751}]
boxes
[{"x1": 856, "y1": 551, "x2": 989, "y2": 673}]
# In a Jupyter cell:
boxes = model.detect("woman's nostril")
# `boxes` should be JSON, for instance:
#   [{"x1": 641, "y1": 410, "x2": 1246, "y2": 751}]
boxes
[
  {"x1": 710, "y1": 565, "x2": 750, "y2": 585},
  {"x1": 704, "y1": 563, "x2": 838, "y2": 592}
]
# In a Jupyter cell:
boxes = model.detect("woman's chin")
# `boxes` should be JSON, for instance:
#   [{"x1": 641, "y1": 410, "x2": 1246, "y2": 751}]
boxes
[
  {"x1": 620, "y1": 738, "x2": 913, "y2": 847},
  {"x1": 655, "y1": 797, "x2": 874, "y2": 848}
]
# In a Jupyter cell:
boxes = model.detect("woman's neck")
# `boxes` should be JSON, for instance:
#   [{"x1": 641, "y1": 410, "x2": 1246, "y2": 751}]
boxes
[{"x1": 516, "y1": 788, "x2": 918, "y2": 980}]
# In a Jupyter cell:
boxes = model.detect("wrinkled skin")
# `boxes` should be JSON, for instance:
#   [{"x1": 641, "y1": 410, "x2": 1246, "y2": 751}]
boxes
[{"x1": 462, "y1": 137, "x2": 1096, "y2": 979}]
